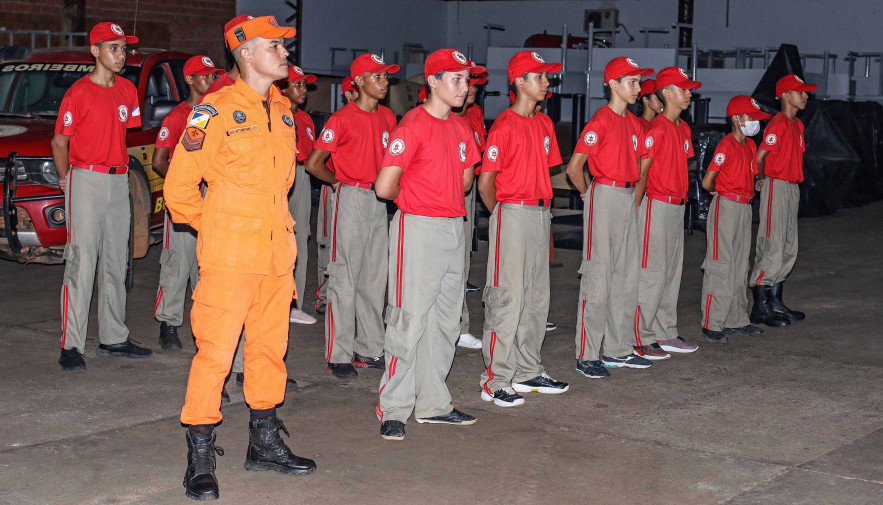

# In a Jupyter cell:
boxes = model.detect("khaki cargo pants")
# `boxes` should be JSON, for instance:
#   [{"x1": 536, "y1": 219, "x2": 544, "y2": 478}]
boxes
[
  {"x1": 153, "y1": 211, "x2": 199, "y2": 327},
  {"x1": 750, "y1": 178, "x2": 799, "y2": 286},
  {"x1": 701, "y1": 194, "x2": 752, "y2": 331},
  {"x1": 315, "y1": 184, "x2": 336, "y2": 305},
  {"x1": 459, "y1": 182, "x2": 477, "y2": 334},
  {"x1": 288, "y1": 163, "x2": 311, "y2": 309}
]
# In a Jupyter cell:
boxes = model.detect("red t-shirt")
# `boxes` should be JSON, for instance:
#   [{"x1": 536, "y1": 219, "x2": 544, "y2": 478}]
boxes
[
  {"x1": 202, "y1": 73, "x2": 235, "y2": 99},
  {"x1": 759, "y1": 113, "x2": 805, "y2": 183},
  {"x1": 575, "y1": 105, "x2": 642, "y2": 183},
  {"x1": 293, "y1": 108, "x2": 315, "y2": 162},
  {"x1": 155, "y1": 101, "x2": 191, "y2": 159},
  {"x1": 465, "y1": 104, "x2": 487, "y2": 149},
  {"x1": 55, "y1": 75, "x2": 141, "y2": 167},
  {"x1": 313, "y1": 102, "x2": 396, "y2": 185},
  {"x1": 641, "y1": 115, "x2": 694, "y2": 199},
  {"x1": 381, "y1": 106, "x2": 480, "y2": 217},
  {"x1": 482, "y1": 108, "x2": 562, "y2": 200},
  {"x1": 709, "y1": 134, "x2": 757, "y2": 197},
  {"x1": 638, "y1": 116, "x2": 652, "y2": 135}
]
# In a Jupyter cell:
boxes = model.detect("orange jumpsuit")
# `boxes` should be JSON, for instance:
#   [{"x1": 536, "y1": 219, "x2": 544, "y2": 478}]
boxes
[{"x1": 164, "y1": 78, "x2": 298, "y2": 425}]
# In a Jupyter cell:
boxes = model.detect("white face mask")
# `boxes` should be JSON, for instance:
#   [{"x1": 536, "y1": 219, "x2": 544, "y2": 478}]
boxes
[{"x1": 740, "y1": 120, "x2": 760, "y2": 137}]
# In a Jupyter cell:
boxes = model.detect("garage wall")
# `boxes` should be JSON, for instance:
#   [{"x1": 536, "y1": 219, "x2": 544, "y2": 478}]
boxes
[{"x1": 0, "y1": 0, "x2": 236, "y2": 65}]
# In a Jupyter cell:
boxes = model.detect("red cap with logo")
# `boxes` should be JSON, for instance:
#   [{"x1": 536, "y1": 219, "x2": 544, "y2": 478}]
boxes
[
  {"x1": 418, "y1": 86, "x2": 427, "y2": 104},
  {"x1": 287, "y1": 65, "x2": 317, "y2": 83},
  {"x1": 604, "y1": 57, "x2": 653, "y2": 83},
  {"x1": 225, "y1": 15, "x2": 296, "y2": 51},
  {"x1": 508, "y1": 51, "x2": 562, "y2": 83},
  {"x1": 350, "y1": 53, "x2": 400, "y2": 77},
  {"x1": 341, "y1": 76, "x2": 355, "y2": 93},
  {"x1": 90, "y1": 22, "x2": 139, "y2": 45},
  {"x1": 183, "y1": 55, "x2": 224, "y2": 77},
  {"x1": 726, "y1": 95, "x2": 772, "y2": 120},
  {"x1": 425, "y1": 49, "x2": 485, "y2": 76},
  {"x1": 655, "y1": 66, "x2": 702, "y2": 90},
  {"x1": 639, "y1": 79, "x2": 657, "y2": 96},
  {"x1": 775, "y1": 74, "x2": 817, "y2": 97}
]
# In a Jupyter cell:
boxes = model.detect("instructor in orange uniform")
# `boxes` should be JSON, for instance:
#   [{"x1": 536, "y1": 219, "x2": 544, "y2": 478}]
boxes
[{"x1": 164, "y1": 15, "x2": 315, "y2": 501}]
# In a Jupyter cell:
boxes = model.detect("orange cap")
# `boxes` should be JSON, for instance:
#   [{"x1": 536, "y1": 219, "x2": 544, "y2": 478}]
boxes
[{"x1": 225, "y1": 16, "x2": 296, "y2": 51}]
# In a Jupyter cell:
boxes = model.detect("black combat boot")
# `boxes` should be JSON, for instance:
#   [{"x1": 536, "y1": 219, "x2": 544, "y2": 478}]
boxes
[
  {"x1": 769, "y1": 282, "x2": 805, "y2": 321},
  {"x1": 750, "y1": 285, "x2": 790, "y2": 327},
  {"x1": 159, "y1": 322, "x2": 183, "y2": 350},
  {"x1": 183, "y1": 428, "x2": 223, "y2": 501},
  {"x1": 244, "y1": 418, "x2": 316, "y2": 475}
]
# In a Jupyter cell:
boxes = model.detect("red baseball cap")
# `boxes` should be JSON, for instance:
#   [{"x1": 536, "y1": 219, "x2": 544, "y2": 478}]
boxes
[
  {"x1": 726, "y1": 95, "x2": 771, "y2": 120},
  {"x1": 508, "y1": 51, "x2": 562, "y2": 83},
  {"x1": 425, "y1": 49, "x2": 485, "y2": 77},
  {"x1": 225, "y1": 15, "x2": 296, "y2": 51},
  {"x1": 470, "y1": 69, "x2": 489, "y2": 87},
  {"x1": 183, "y1": 56, "x2": 224, "y2": 77},
  {"x1": 604, "y1": 57, "x2": 653, "y2": 84},
  {"x1": 639, "y1": 79, "x2": 657, "y2": 96},
  {"x1": 350, "y1": 54, "x2": 400, "y2": 77},
  {"x1": 418, "y1": 86, "x2": 427, "y2": 103},
  {"x1": 775, "y1": 74, "x2": 817, "y2": 97},
  {"x1": 89, "y1": 22, "x2": 138, "y2": 45},
  {"x1": 655, "y1": 66, "x2": 702, "y2": 90},
  {"x1": 287, "y1": 65, "x2": 317, "y2": 83},
  {"x1": 341, "y1": 76, "x2": 355, "y2": 93}
]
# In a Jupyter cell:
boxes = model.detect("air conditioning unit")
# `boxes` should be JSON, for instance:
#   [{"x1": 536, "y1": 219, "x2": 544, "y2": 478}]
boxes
[{"x1": 584, "y1": 9, "x2": 619, "y2": 33}]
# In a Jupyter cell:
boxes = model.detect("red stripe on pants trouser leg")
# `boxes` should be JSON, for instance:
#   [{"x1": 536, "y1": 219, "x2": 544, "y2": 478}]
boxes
[
  {"x1": 376, "y1": 357, "x2": 398, "y2": 422},
  {"x1": 482, "y1": 206, "x2": 503, "y2": 394},
  {"x1": 703, "y1": 293, "x2": 712, "y2": 329}
]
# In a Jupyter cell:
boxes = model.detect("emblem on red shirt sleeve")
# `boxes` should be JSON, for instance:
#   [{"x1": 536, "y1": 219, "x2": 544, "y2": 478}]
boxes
[
  {"x1": 118, "y1": 105, "x2": 128, "y2": 122},
  {"x1": 474, "y1": 131, "x2": 481, "y2": 147},
  {"x1": 644, "y1": 136, "x2": 654, "y2": 149},
  {"x1": 632, "y1": 134, "x2": 638, "y2": 151},
  {"x1": 158, "y1": 127, "x2": 169, "y2": 141},
  {"x1": 458, "y1": 141, "x2": 466, "y2": 162},
  {"x1": 765, "y1": 133, "x2": 777, "y2": 145},
  {"x1": 584, "y1": 131, "x2": 598, "y2": 146},
  {"x1": 382, "y1": 131, "x2": 390, "y2": 148},
  {"x1": 714, "y1": 153, "x2": 726, "y2": 166},
  {"x1": 389, "y1": 138, "x2": 405, "y2": 156},
  {"x1": 684, "y1": 139, "x2": 690, "y2": 152},
  {"x1": 307, "y1": 127, "x2": 314, "y2": 140},
  {"x1": 544, "y1": 136, "x2": 550, "y2": 155},
  {"x1": 321, "y1": 128, "x2": 334, "y2": 143},
  {"x1": 486, "y1": 145, "x2": 499, "y2": 162},
  {"x1": 63, "y1": 111, "x2": 73, "y2": 126},
  {"x1": 181, "y1": 127, "x2": 206, "y2": 152}
]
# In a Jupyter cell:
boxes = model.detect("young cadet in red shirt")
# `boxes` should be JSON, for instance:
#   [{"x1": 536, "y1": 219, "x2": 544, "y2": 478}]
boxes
[
  {"x1": 278, "y1": 64, "x2": 318, "y2": 326},
  {"x1": 566, "y1": 57, "x2": 655, "y2": 380},
  {"x1": 700, "y1": 96, "x2": 773, "y2": 342},
  {"x1": 314, "y1": 77, "x2": 358, "y2": 316},
  {"x1": 477, "y1": 51, "x2": 568, "y2": 407},
  {"x1": 749, "y1": 74, "x2": 815, "y2": 324},
  {"x1": 635, "y1": 66, "x2": 702, "y2": 355},
  {"x1": 305, "y1": 54, "x2": 398, "y2": 378},
  {"x1": 638, "y1": 79, "x2": 663, "y2": 133},
  {"x1": 152, "y1": 56, "x2": 221, "y2": 351},
  {"x1": 374, "y1": 49, "x2": 482, "y2": 441},
  {"x1": 53, "y1": 22, "x2": 150, "y2": 372},
  {"x1": 453, "y1": 68, "x2": 488, "y2": 350}
]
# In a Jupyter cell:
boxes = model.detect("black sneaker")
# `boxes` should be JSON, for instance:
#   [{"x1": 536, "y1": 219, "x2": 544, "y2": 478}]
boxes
[
  {"x1": 221, "y1": 387, "x2": 231, "y2": 405},
  {"x1": 352, "y1": 353, "x2": 385, "y2": 370},
  {"x1": 59, "y1": 348, "x2": 85, "y2": 372},
  {"x1": 327, "y1": 363, "x2": 358, "y2": 379},
  {"x1": 512, "y1": 373, "x2": 569, "y2": 394},
  {"x1": 575, "y1": 359, "x2": 610, "y2": 378},
  {"x1": 314, "y1": 302, "x2": 327, "y2": 316},
  {"x1": 701, "y1": 328, "x2": 729, "y2": 343},
  {"x1": 724, "y1": 325, "x2": 765, "y2": 336},
  {"x1": 465, "y1": 282, "x2": 480, "y2": 293},
  {"x1": 602, "y1": 353, "x2": 652, "y2": 369},
  {"x1": 159, "y1": 322, "x2": 182, "y2": 350},
  {"x1": 96, "y1": 339, "x2": 152, "y2": 358},
  {"x1": 480, "y1": 386, "x2": 525, "y2": 407},
  {"x1": 235, "y1": 373, "x2": 244, "y2": 386},
  {"x1": 415, "y1": 408, "x2": 476, "y2": 425},
  {"x1": 380, "y1": 420, "x2": 405, "y2": 441}
]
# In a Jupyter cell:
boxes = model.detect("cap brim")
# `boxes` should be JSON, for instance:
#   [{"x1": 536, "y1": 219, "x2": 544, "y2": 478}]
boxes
[
  {"x1": 796, "y1": 84, "x2": 818, "y2": 93},
  {"x1": 94, "y1": 35, "x2": 139, "y2": 45},
  {"x1": 193, "y1": 68, "x2": 225, "y2": 76},
  {"x1": 530, "y1": 62, "x2": 563, "y2": 75},
  {"x1": 358, "y1": 64, "x2": 401, "y2": 75},
  {"x1": 747, "y1": 110, "x2": 772, "y2": 120},
  {"x1": 259, "y1": 26, "x2": 297, "y2": 40},
  {"x1": 470, "y1": 77, "x2": 488, "y2": 86}
]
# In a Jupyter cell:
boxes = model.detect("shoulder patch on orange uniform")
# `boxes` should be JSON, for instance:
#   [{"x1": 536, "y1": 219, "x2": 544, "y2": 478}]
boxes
[{"x1": 182, "y1": 127, "x2": 206, "y2": 151}]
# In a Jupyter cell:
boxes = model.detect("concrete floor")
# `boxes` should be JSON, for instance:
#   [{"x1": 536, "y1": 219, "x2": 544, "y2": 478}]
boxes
[{"x1": 0, "y1": 202, "x2": 881, "y2": 505}]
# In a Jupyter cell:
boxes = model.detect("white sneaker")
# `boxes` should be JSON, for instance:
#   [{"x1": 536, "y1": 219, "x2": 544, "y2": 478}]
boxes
[
  {"x1": 289, "y1": 308, "x2": 317, "y2": 324},
  {"x1": 457, "y1": 333, "x2": 482, "y2": 349}
]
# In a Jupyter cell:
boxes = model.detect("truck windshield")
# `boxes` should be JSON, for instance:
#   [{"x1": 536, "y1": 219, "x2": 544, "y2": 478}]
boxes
[{"x1": 0, "y1": 63, "x2": 139, "y2": 115}]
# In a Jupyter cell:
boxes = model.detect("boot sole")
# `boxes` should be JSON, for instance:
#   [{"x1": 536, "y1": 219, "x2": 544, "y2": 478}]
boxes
[
  {"x1": 244, "y1": 460, "x2": 315, "y2": 475},
  {"x1": 183, "y1": 480, "x2": 218, "y2": 501},
  {"x1": 161, "y1": 343, "x2": 183, "y2": 350},
  {"x1": 415, "y1": 417, "x2": 477, "y2": 425},
  {"x1": 96, "y1": 349, "x2": 152, "y2": 358},
  {"x1": 381, "y1": 433, "x2": 405, "y2": 441}
]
